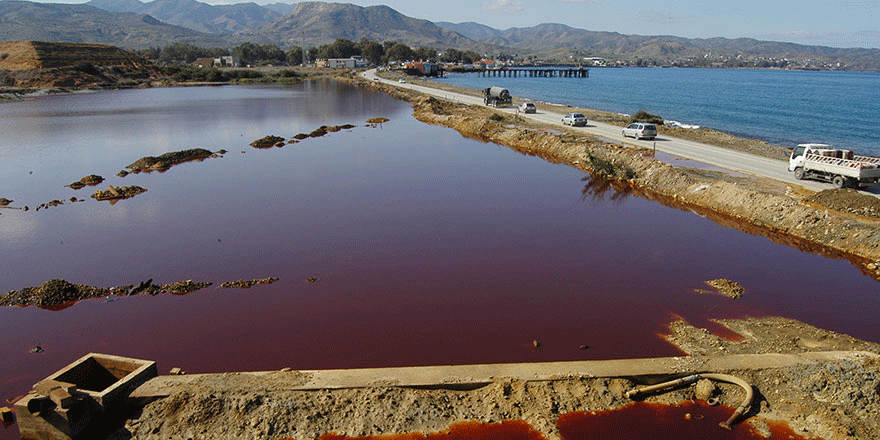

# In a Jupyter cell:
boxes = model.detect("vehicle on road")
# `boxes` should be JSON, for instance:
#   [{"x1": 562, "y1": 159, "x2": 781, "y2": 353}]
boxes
[
  {"x1": 622, "y1": 122, "x2": 658, "y2": 140},
  {"x1": 518, "y1": 102, "x2": 536, "y2": 113},
  {"x1": 562, "y1": 113, "x2": 587, "y2": 127},
  {"x1": 789, "y1": 143, "x2": 880, "y2": 188},
  {"x1": 398, "y1": 78, "x2": 406, "y2": 83},
  {"x1": 484, "y1": 86, "x2": 512, "y2": 107}
]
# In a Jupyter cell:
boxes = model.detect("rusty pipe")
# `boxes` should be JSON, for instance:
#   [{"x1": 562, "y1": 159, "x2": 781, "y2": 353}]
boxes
[
  {"x1": 625, "y1": 373, "x2": 753, "y2": 430},
  {"x1": 624, "y1": 374, "x2": 701, "y2": 399},
  {"x1": 700, "y1": 373, "x2": 753, "y2": 430}
]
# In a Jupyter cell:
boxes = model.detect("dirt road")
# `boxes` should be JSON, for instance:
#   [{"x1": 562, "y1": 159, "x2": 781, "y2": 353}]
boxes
[{"x1": 361, "y1": 69, "x2": 840, "y2": 194}]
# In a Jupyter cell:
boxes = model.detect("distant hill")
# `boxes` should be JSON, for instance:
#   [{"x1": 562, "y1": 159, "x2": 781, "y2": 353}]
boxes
[
  {"x1": 437, "y1": 22, "x2": 880, "y2": 70},
  {"x1": 237, "y1": 2, "x2": 477, "y2": 49},
  {"x1": 86, "y1": 0, "x2": 282, "y2": 34},
  {"x1": 0, "y1": 1, "x2": 224, "y2": 49},
  {"x1": 1, "y1": 0, "x2": 878, "y2": 70},
  {"x1": 263, "y1": 2, "x2": 296, "y2": 16}
]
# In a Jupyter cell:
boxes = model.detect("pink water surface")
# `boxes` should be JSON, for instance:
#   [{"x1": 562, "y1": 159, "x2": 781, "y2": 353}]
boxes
[{"x1": 1, "y1": 80, "x2": 877, "y2": 439}]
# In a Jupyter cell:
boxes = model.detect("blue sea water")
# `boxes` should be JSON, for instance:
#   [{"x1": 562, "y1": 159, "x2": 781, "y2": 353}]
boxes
[{"x1": 434, "y1": 67, "x2": 880, "y2": 156}]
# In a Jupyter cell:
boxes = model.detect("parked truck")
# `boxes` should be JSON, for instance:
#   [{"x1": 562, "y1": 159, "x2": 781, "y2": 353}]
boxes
[
  {"x1": 789, "y1": 143, "x2": 880, "y2": 188},
  {"x1": 483, "y1": 86, "x2": 511, "y2": 107}
]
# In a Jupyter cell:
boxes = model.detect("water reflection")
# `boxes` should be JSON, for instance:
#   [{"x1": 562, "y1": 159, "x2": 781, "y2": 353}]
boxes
[{"x1": 580, "y1": 174, "x2": 633, "y2": 203}]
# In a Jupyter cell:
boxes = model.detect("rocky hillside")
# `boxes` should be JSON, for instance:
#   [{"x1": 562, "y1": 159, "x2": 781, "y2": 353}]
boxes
[
  {"x1": 0, "y1": 41, "x2": 147, "y2": 70},
  {"x1": 236, "y1": 2, "x2": 476, "y2": 49},
  {"x1": 0, "y1": 41, "x2": 161, "y2": 89},
  {"x1": 86, "y1": 0, "x2": 282, "y2": 34},
  {"x1": 0, "y1": 1, "x2": 225, "y2": 49},
  {"x1": 437, "y1": 22, "x2": 880, "y2": 70}
]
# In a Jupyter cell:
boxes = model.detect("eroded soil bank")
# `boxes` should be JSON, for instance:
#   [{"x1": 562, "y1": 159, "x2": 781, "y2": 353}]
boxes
[{"x1": 338, "y1": 73, "x2": 880, "y2": 279}]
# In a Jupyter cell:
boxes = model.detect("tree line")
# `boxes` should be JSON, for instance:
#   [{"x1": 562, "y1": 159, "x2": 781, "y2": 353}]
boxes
[{"x1": 136, "y1": 39, "x2": 484, "y2": 67}]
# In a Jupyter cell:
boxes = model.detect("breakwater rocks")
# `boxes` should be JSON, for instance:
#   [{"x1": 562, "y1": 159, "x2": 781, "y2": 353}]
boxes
[{"x1": 342, "y1": 73, "x2": 880, "y2": 279}]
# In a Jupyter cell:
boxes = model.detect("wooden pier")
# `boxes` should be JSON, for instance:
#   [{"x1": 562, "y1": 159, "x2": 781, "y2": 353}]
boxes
[{"x1": 478, "y1": 68, "x2": 589, "y2": 78}]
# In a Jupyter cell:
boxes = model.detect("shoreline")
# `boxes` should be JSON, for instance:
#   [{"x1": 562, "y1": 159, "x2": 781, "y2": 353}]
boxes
[{"x1": 338, "y1": 71, "x2": 880, "y2": 279}]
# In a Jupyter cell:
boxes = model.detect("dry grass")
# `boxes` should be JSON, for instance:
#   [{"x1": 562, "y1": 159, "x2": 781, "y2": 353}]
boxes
[{"x1": 0, "y1": 41, "x2": 41, "y2": 70}]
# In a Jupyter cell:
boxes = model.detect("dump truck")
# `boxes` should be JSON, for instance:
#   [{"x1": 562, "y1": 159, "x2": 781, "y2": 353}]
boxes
[
  {"x1": 789, "y1": 143, "x2": 880, "y2": 188},
  {"x1": 483, "y1": 86, "x2": 511, "y2": 107}
]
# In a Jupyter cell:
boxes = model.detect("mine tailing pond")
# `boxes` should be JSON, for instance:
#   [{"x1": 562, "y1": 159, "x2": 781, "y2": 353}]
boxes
[{"x1": 0, "y1": 79, "x2": 878, "y2": 439}]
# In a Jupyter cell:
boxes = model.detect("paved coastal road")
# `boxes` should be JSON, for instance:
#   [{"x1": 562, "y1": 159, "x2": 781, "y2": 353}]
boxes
[{"x1": 362, "y1": 69, "x2": 841, "y2": 193}]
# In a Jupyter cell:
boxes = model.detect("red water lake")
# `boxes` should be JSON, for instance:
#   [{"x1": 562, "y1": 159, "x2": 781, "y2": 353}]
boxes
[
  {"x1": 317, "y1": 402, "x2": 813, "y2": 440},
  {"x1": 0, "y1": 79, "x2": 876, "y2": 438}
]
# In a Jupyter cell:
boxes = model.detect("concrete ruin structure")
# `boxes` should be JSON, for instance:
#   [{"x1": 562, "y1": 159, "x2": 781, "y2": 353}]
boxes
[{"x1": 14, "y1": 353, "x2": 156, "y2": 440}]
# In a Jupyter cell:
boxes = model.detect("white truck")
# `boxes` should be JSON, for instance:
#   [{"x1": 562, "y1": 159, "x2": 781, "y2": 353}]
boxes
[{"x1": 789, "y1": 143, "x2": 880, "y2": 188}]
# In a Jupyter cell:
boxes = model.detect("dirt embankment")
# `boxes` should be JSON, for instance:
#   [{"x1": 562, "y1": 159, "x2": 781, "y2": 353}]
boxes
[
  {"x1": 121, "y1": 317, "x2": 880, "y2": 440},
  {"x1": 0, "y1": 41, "x2": 161, "y2": 91},
  {"x1": 339, "y1": 73, "x2": 880, "y2": 279}
]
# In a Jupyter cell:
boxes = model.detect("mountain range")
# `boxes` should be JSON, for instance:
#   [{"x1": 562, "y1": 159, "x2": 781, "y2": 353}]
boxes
[{"x1": 1, "y1": 0, "x2": 878, "y2": 70}]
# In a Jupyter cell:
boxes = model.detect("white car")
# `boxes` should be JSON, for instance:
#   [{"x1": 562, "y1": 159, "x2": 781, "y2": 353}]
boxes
[
  {"x1": 398, "y1": 78, "x2": 406, "y2": 83},
  {"x1": 622, "y1": 122, "x2": 658, "y2": 140},
  {"x1": 562, "y1": 113, "x2": 587, "y2": 127},
  {"x1": 518, "y1": 102, "x2": 536, "y2": 113}
]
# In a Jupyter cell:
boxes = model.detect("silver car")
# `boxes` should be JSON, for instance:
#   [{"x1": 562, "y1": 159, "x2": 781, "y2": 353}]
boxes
[
  {"x1": 562, "y1": 113, "x2": 587, "y2": 126},
  {"x1": 622, "y1": 122, "x2": 658, "y2": 140},
  {"x1": 518, "y1": 102, "x2": 536, "y2": 113}
]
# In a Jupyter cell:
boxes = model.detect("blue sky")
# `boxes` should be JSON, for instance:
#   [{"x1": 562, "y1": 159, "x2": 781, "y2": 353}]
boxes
[{"x1": 46, "y1": 0, "x2": 880, "y2": 48}]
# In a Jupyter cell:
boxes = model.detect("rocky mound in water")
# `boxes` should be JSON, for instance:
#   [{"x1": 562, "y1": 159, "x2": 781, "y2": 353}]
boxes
[
  {"x1": 698, "y1": 278, "x2": 744, "y2": 299},
  {"x1": 220, "y1": 277, "x2": 279, "y2": 288},
  {"x1": 66, "y1": 174, "x2": 104, "y2": 189},
  {"x1": 91, "y1": 185, "x2": 147, "y2": 201},
  {"x1": 126, "y1": 148, "x2": 214, "y2": 173},
  {"x1": 0, "y1": 279, "x2": 115, "y2": 308},
  {"x1": 250, "y1": 136, "x2": 286, "y2": 149},
  {"x1": 0, "y1": 278, "x2": 213, "y2": 308}
]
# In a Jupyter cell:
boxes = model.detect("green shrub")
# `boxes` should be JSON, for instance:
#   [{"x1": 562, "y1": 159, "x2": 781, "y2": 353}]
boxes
[
  {"x1": 631, "y1": 109, "x2": 664, "y2": 125},
  {"x1": 488, "y1": 113, "x2": 504, "y2": 122},
  {"x1": 587, "y1": 152, "x2": 636, "y2": 180}
]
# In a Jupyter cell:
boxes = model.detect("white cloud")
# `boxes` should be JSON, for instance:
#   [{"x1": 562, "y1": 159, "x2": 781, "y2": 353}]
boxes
[
  {"x1": 481, "y1": 0, "x2": 525, "y2": 12},
  {"x1": 757, "y1": 30, "x2": 880, "y2": 49}
]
